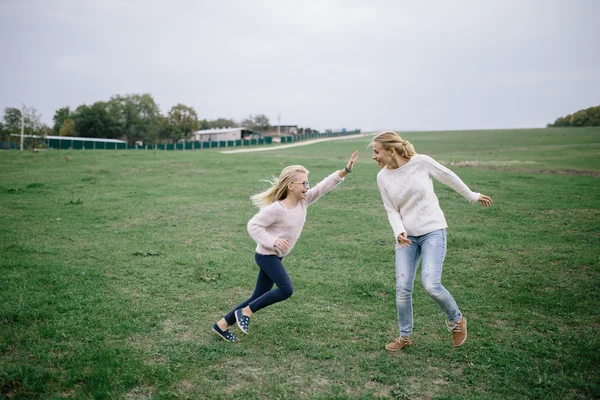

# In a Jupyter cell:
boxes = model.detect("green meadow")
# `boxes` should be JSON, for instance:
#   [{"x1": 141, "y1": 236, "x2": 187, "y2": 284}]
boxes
[{"x1": 1, "y1": 127, "x2": 599, "y2": 399}]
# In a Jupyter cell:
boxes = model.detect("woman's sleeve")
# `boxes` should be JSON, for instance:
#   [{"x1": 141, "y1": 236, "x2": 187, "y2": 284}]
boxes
[
  {"x1": 247, "y1": 205, "x2": 280, "y2": 250},
  {"x1": 377, "y1": 176, "x2": 406, "y2": 240},
  {"x1": 306, "y1": 171, "x2": 344, "y2": 205},
  {"x1": 423, "y1": 155, "x2": 480, "y2": 203}
]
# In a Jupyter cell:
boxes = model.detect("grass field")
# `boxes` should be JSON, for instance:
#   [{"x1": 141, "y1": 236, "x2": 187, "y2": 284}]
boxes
[{"x1": 1, "y1": 127, "x2": 599, "y2": 399}]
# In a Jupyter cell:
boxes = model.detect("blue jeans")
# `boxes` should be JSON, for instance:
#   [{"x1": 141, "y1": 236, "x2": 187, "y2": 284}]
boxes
[
  {"x1": 224, "y1": 253, "x2": 294, "y2": 326},
  {"x1": 395, "y1": 229, "x2": 461, "y2": 336}
]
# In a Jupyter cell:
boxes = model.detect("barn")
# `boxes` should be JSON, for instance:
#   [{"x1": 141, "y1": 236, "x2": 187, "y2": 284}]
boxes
[{"x1": 192, "y1": 127, "x2": 261, "y2": 143}]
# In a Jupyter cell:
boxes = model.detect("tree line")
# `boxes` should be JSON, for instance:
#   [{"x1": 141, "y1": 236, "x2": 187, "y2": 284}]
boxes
[
  {"x1": 547, "y1": 105, "x2": 600, "y2": 127},
  {"x1": 1, "y1": 93, "x2": 314, "y2": 146}
]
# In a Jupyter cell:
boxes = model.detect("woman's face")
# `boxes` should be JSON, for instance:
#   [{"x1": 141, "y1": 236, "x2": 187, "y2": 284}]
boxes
[
  {"x1": 287, "y1": 172, "x2": 309, "y2": 200},
  {"x1": 372, "y1": 142, "x2": 393, "y2": 168}
]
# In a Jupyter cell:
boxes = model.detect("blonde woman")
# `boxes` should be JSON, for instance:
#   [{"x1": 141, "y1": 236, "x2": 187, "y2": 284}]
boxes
[
  {"x1": 213, "y1": 150, "x2": 359, "y2": 342},
  {"x1": 371, "y1": 131, "x2": 492, "y2": 351}
]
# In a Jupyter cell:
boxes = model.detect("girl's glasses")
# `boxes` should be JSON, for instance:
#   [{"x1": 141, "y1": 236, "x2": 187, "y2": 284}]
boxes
[{"x1": 291, "y1": 181, "x2": 310, "y2": 189}]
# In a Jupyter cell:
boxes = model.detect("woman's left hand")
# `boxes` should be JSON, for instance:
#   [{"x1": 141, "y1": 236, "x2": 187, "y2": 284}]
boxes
[
  {"x1": 346, "y1": 150, "x2": 359, "y2": 171},
  {"x1": 478, "y1": 194, "x2": 493, "y2": 207}
]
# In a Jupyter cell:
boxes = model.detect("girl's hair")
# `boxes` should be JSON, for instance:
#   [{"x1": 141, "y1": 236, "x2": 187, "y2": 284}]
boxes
[
  {"x1": 370, "y1": 131, "x2": 416, "y2": 159},
  {"x1": 250, "y1": 165, "x2": 309, "y2": 208}
]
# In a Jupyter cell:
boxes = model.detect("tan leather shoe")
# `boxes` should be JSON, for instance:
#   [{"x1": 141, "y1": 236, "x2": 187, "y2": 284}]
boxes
[
  {"x1": 385, "y1": 336, "x2": 413, "y2": 351},
  {"x1": 447, "y1": 316, "x2": 467, "y2": 347}
]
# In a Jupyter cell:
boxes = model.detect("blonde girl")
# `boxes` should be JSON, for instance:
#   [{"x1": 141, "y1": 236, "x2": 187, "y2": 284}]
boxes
[{"x1": 213, "y1": 150, "x2": 359, "y2": 342}]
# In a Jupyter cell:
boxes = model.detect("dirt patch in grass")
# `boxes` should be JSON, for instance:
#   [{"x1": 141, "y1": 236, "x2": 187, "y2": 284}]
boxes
[
  {"x1": 533, "y1": 208, "x2": 599, "y2": 222},
  {"x1": 488, "y1": 319, "x2": 508, "y2": 328},
  {"x1": 162, "y1": 319, "x2": 197, "y2": 341},
  {"x1": 451, "y1": 162, "x2": 600, "y2": 177},
  {"x1": 387, "y1": 375, "x2": 448, "y2": 400},
  {"x1": 531, "y1": 169, "x2": 600, "y2": 177},
  {"x1": 126, "y1": 385, "x2": 155, "y2": 399},
  {"x1": 177, "y1": 379, "x2": 200, "y2": 392}
]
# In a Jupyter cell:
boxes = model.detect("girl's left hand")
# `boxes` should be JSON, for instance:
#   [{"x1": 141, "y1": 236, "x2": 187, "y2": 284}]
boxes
[{"x1": 346, "y1": 150, "x2": 359, "y2": 171}]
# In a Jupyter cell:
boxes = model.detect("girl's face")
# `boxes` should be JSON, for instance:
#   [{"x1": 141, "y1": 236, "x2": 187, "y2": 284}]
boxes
[
  {"x1": 287, "y1": 172, "x2": 309, "y2": 201},
  {"x1": 372, "y1": 142, "x2": 393, "y2": 168}
]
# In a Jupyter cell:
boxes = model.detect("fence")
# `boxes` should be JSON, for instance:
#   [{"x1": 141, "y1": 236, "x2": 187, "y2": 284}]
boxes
[
  {"x1": 45, "y1": 136, "x2": 273, "y2": 150},
  {"x1": 278, "y1": 130, "x2": 361, "y2": 143},
  {"x1": 2, "y1": 130, "x2": 362, "y2": 151}
]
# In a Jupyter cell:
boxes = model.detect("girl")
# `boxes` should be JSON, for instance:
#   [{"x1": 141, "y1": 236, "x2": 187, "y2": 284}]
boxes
[
  {"x1": 213, "y1": 150, "x2": 359, "y2": 342},
  {"x1": 371, "y1": 131, "x2": 492, "y2": 351}
]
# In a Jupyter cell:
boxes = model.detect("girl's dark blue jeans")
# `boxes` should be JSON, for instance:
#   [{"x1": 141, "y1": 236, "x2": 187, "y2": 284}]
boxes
[{"x1": 224, "y1": 253, "x2": 294, "y2": 326}]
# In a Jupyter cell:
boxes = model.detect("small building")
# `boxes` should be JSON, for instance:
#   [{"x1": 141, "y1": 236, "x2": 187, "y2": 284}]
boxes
[{"x1": 192, "y1": 127, "x2": 260, "y2": 142}]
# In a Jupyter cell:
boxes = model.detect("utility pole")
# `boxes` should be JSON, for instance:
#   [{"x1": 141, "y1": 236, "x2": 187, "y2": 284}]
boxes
[
  {"x1": 20, "y1": 104, "x2": 24, "y2": 151},
  {"x1": 277, "y1": 113, "x2": 281, "y2": 137}
]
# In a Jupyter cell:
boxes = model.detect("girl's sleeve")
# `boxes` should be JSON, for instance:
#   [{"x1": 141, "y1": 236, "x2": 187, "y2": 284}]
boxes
[
  {"x1": 306, "y1": 171, "x2": 344, "y2": 205},
  {"x1": 377, "y1": 175, "x2": 406, "y2": 241},
  {"x1": 422, "y1": 155, "x2": 480, "y2": 203},
  {"x1": 247, "y1": 205, "x2": 280, "y2": 250}
]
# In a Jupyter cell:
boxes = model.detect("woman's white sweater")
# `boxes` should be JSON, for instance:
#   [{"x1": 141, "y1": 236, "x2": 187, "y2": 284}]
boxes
[{"x1": 377, "y1": 154, "x2": 480, "y2": 240}]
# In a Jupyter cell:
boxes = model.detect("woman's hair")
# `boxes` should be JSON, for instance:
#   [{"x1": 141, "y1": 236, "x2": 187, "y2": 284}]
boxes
[
  {"x1": 370, "y1": 131, "x2": 416, "y2": 159},
  {"x1": 250, "y1": 165, "x2": 309, "y2": 208}
]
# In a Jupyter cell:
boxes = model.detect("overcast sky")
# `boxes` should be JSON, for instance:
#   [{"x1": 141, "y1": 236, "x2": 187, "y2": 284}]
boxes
[{"x1": 1, "y1": 0, "x2": 599, "y2": 131}]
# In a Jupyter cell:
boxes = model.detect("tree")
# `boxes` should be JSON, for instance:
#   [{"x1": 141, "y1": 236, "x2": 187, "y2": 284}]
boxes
[
  {"x1": 2, "y1": 106, "x2": 47, "y2": 149},
  {"x1": 22, "y1": 106, "x2": 43, "y2": 136},
  {"x1": 165, "y1": 103, "x2": 200, "y2": 142},
  {"x1": 53, "y1": 107, "x2": 72, "y2": 134},
  {"x1": 1, "y1": 108, "x2": 21, "y2": 147},
  {"x1": 157, "y1": 116, "x2": 170, "y2": 144},
  {"x1": 3, "y1": 107, "x2": 22, "y2": 134},
  {"x1": 59, "y1": 119, "x2": 76, "y2": 136},
  {"x1": 548, "y1": 105, "x2": 600, "y2": 127},
  {"x1": 73, "y1": 102, "x2": 120, "y2": 139},
  {"x1": 37, "y1": 124, "x2": 53, "y2": 148},
  {"x1": 208, "y1": 118, "x2": 238, "y2": 129},
  {"x1": 571, "y1": 110, "x2": 589, "y2": 127},
  {"x1": 0, "y1": 121, "x2": 7, "y2": 142},
  {"x1": 108, "y1": 94, "x2": 161, "y2": 145},
  {"x1": 240, "y1": 114, "x2": 271, "y2": 132},
  {"x1": 198, "y1": 119, "x2": 210, "y2": 130},
  {"x1": 253, "y1": 114, "x2": 271, "y2": 132},
  {"x1": 590, "y1": 108, "x2": 600, "y2": 126}
]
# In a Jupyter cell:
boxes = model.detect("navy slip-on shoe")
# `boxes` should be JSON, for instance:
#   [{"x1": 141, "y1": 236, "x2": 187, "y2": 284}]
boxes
[
  {"x1": 212, "y1": 322, "x2": 239, "y2": 343},
  {"x1": 234, "y1": 309, "x2": 251, "y2": 334}
]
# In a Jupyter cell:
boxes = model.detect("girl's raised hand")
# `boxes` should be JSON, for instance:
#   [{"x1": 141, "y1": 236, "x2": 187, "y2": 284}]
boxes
[{"x1": 347, "y1": 150, "x2": 359, "y2": 171}]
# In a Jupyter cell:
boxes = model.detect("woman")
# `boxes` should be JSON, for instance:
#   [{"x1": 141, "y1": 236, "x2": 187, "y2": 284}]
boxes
[
  {"x1": 213, "y1": 150, "x2": 359, "y2": 342},
  {"x1": 371, "y1": 131, "x2": 492, "y2": 351}
]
